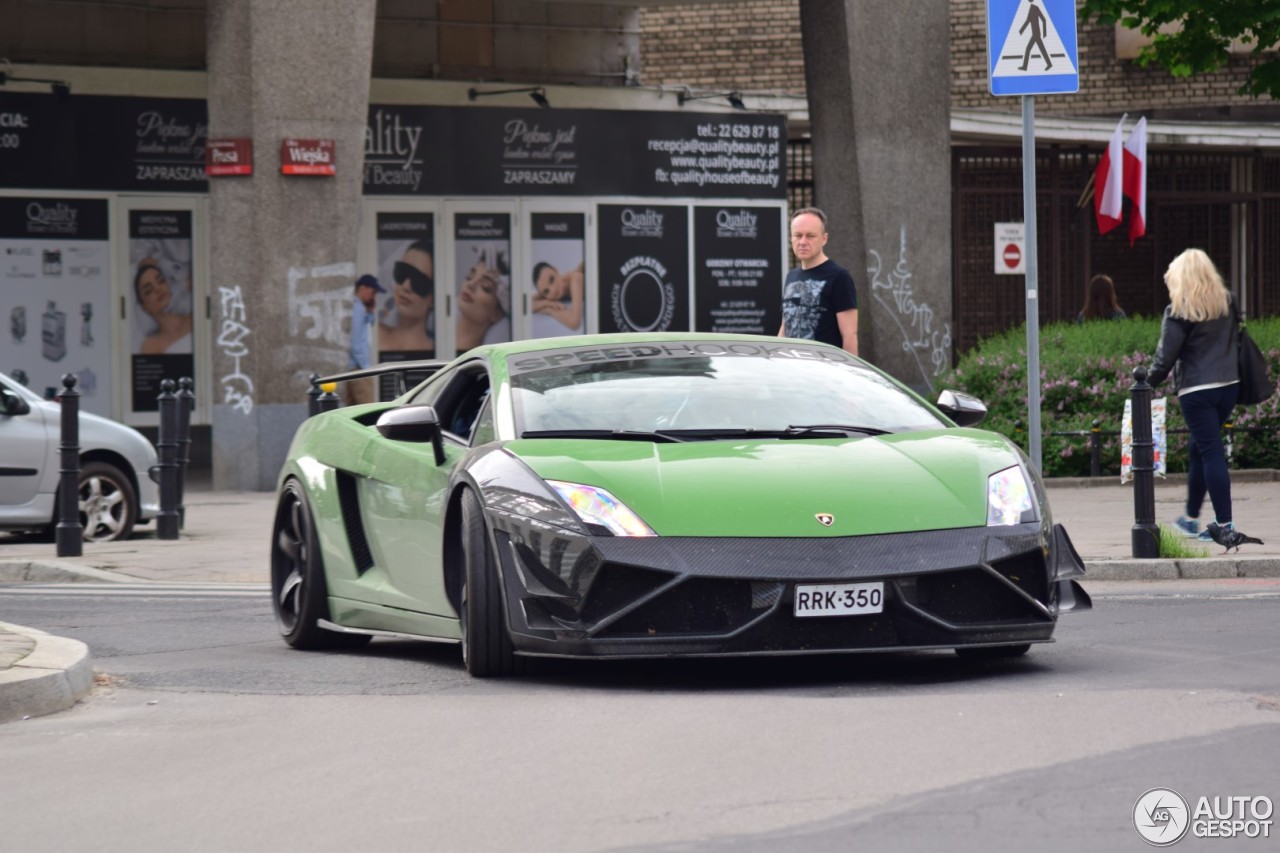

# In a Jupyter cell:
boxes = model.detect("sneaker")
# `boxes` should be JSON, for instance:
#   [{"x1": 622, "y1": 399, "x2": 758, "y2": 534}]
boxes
[
  {"x1": 1173, "y1": 516, "x2": 1200, "y2": 538},
  {"x1": 1198, "y1": 521, "x2": 1233, "y2": 542}
]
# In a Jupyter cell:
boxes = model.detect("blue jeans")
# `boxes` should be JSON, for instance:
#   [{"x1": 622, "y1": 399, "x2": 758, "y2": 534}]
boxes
[{"x1": 1178, "y1": 383, "x2": 1239, "y2": 524}]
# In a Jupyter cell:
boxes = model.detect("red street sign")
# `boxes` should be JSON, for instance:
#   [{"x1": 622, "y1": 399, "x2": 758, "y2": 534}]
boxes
[
  {"x1": 1002, "y1": 243, "x2": 1022, "y2": 269},
  {"x1": 280, "y1": 138, "x2": 335, "y2": 176},
  {"x1": 205, "y1": 138, "x2": 253, "y2": 176}
]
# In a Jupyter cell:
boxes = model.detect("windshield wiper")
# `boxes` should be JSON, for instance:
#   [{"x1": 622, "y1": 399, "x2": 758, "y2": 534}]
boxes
[
  {"x1": 520, "y1": 429, "x2": 687, "y2": 443},
  {"x1": 782, "y1": 423, "x2": 892, "y2": 438}
]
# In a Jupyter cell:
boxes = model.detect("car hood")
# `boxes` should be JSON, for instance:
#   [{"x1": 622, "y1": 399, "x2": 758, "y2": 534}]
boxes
[{"x1": 506, "y1": 429, "x2": 1027, "y2": 537}]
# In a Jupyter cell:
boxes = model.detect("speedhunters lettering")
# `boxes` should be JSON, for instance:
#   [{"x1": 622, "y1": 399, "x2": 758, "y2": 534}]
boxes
[{"x1": 511, "y1": 341, "x2": 855, "y2": 374}]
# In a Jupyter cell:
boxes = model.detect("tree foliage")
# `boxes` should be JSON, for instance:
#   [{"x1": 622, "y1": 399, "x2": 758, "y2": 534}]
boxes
[{"x1": 1080, "y1": 0, "x2": 1280, "y2": 99}]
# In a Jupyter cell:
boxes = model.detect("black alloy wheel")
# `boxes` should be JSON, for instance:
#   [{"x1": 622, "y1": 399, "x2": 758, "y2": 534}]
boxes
[
  {"x1": 270, "y1": 479, "x2": 369, "y2": 650},
  {"x1": 459, "y1": 489, "x2": 522, "y2": 677}
]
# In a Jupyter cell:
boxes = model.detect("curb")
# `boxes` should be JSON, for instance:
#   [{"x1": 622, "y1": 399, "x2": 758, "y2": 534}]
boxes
[
  {"x1": 1083, "y1": 557, "x2": 1280, "y2": 581},
  {"x1": 1048, "y1": 469, "x2": 1280, "y2": 488},
  {"x1": 0, "y1": 622, "x2": 93, "y2": 723},
  {"x1": 0, "y1": 559, "x2": 134, "y2": 584}
]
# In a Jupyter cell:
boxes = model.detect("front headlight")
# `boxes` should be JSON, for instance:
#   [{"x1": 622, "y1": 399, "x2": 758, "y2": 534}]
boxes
[
  {"x1": 546, "y1": 480, "x2": 656, "y2": 537},
  {"x1": 987, "y1": 466, "x2": 1037, "y2": 526}
]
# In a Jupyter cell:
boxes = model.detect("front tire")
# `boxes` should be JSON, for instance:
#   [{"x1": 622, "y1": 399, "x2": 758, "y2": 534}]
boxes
[
  {"x1": 270, "y1": 479, "x2": 369, "y2": 650},
  {"x1": 78, "y1": 461, "x2": 137, "y2": 542},
  {"x1": 459, "y1": 490, "x2": 521, "y2": 677}
]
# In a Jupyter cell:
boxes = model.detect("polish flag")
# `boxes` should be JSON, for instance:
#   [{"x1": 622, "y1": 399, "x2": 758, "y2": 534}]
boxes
[
  {"x1": 1094, "y1": 117, "x2": 1125, "y2": 235},
  {"x1": 1123, "y1": 116, "x2": 1148, "y2": 245}
]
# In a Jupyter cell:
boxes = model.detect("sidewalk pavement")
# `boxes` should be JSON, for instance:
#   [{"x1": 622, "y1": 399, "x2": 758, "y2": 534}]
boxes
[{"x1": 3, "y1": 473, "x2": 1279, "y2": 720}]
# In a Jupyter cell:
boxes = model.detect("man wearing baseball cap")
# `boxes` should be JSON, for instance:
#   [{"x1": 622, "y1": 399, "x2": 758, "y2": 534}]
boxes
[{"x1": 345, "y1": 273, "x2": 385, "y2": 405}]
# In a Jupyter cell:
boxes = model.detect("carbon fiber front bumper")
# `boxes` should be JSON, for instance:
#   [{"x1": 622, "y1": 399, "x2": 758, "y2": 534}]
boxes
[{"x1": 486, "y1": 509, "x2": 1091, "y2": 659}]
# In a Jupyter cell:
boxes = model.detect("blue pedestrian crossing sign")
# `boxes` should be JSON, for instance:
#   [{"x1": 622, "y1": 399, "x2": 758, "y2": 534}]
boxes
[{"x1": 987, "y1": 0, "x2": 1079, "y2": 96}]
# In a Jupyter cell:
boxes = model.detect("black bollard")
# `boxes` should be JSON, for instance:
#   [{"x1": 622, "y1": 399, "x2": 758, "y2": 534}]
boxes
[
  {"x1": 1130, "y1": 367, "x2": 1159, "y2": 557},
  {"x1": 307, "y1": 373, "x2": 322, "y2": 417},
  {"x1": 176, "y1": 377, "x2": 195, "y2": 529},
  {"x1": 156, "y1": 379, "x2": 180, "y2": 540},
  {"x1": 1089, "y1": 419, "x2": 1102, "y2": 478},
  {"x1": 56, "y1": 373, "x2": 83, "y2": 557},
  {"x1": 318, "y1": 381, "x2": 340, "y2": 412}
]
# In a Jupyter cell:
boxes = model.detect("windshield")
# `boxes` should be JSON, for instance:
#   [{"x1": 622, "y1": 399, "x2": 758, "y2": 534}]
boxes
[{"x1": 510, "y1": 343, "x2": 946, "y2": 437}]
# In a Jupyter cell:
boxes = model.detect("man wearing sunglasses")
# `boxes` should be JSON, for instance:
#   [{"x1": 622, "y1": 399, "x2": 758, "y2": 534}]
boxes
[{"x1": 345, "y1": 273, "x2": 385, "y2": 405}]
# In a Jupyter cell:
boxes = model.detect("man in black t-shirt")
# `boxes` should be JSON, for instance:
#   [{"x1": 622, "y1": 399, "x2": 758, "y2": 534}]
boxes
[{"x1": 778, "y1": 207, "x2": 859, "y2": 355}]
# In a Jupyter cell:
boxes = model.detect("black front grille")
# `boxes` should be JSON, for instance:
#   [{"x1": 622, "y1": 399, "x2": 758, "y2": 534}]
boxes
[
  {"x1": 580, "y1": 564, "x2": 674, "y2": 625},
  {"x1": 989, "y1": 550, "x2": 1049, "y2": 603},
  {"x1": 593, "y1": 577, "x2": 782, "y2": 638},
  {"x1": 914, "y1": 567, "x2": 1046, "y2": 625}
]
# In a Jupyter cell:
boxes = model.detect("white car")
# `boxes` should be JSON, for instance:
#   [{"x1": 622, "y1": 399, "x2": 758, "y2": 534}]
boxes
[{"x1": 0, "y1": 372, "x2": 159, "y2": 541}]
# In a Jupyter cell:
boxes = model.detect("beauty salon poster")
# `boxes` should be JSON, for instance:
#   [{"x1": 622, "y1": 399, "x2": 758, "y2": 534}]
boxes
[
  {"x1": 375, "y1": 212, "x2": 435, "y2": 400},
  {"x1": 596, "y1": 205, "x2": 688, "y2": 334},
  {"x1": 128, "y1": 210, "x2": 194, "y2": 412}
]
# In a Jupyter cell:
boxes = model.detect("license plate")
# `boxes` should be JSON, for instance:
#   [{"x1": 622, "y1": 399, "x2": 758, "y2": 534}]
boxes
[{"x1": 794, "y1": 581, "x2": 884, "y2": 617}]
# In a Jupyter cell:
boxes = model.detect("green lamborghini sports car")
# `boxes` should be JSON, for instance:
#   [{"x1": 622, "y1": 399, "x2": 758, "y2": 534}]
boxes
[{"x1": 271, "y1": 333, "x2": 1090, "y2": 676}]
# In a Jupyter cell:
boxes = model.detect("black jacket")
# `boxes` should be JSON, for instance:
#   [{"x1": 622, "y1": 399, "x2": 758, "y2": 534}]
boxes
[{"x1": 1147, "y1": 299, "x2": 1239, "y2": 392}]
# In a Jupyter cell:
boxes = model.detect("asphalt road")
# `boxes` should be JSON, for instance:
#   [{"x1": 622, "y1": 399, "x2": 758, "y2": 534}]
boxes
[{"x1": 0, "y1": 578, "x2": 1277, "y2": 852}]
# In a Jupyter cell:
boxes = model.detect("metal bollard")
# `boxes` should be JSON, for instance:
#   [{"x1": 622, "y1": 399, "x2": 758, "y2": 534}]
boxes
[
  {"x1": 1089, "y1": 419, "x2": 1102, "y2": 478},
  {"x1": 156, "y1": 379, "x2": 180, "y2": 540},
  {"x1": 56, "y1": 373, "x2": 83, "y2": 557},
  {"x1": 176, "y1": 377, "x2": 195, "y2": 529},
  {"x1": 318, "y1": 382, "x2": 340, "y2": 412},
  {"x1": 1130, "y1": 367, "x2": 1159, "y2": 557},
  {"x1": 307, "y1": 373, "x2": 322, "y2": 417}
]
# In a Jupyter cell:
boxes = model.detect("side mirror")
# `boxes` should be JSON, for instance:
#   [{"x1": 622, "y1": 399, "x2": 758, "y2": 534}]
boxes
[
  {"x1": 936, "y1": 389, "x2": 987, "y2": 427},
  {"x1": 1, "y1": 387, "x2": 30, "y2": 416},
  {"x1": 376, "y1": 405, "x2": 445, "y2": 465}
]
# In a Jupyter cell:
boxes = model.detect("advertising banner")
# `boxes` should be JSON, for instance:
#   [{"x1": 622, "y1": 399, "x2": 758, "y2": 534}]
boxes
[
  {"x1": 128, "y1": 210, "x2": 195, "y2": 412},
  {"x1": 693, "y1": 206, "x2": 781, "y2": 335},
  {"x1": 364, "y1": 105, "x2": 786, "y2": 199},
  {"x1": 454, "y1": 213, "x2": 512, "y2": 354},
  {"x1": 1, "y1": 92, "x2": 784, "y2": 200},
  {"x1": 597, "y1": 205, "x2": 689, "y2": 334},
  {"x1": 0, "y1": 92, "x2": 207, "y2": 193},
  {"x1": 374, "y1": 212, "x2": 435, "y2": 400},
  {"x1": 0, "y1": 197, "x2": 112, "y2": 415},
  {"x1": 528, "y1": 213, "x2": 586, "y2": 339}
]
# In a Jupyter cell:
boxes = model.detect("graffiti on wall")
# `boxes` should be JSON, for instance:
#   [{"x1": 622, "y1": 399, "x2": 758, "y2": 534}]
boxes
[
  {"x1": 288, "y1": 262, "x2": 357, "y2": 346},
  {"x1": 217, "y1": 285, "x2": 253, "y2": 414},
  {"x1": 867, "y1": 226, "x2": 951, "y2": 390}
]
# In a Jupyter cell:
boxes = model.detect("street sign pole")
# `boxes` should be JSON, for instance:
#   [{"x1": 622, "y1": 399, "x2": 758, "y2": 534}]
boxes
[
  {"x1": 987, "y1": 0, "x2": 1078, "y2": 475},
  {"x1": 1021, "y1": 94, "x2": 1042, "y2": 472}
]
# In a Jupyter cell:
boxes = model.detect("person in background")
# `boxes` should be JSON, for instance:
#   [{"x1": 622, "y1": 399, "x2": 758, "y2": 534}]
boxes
[
  {"x1": 344, "y1": 273, "x2": 384, "y2": 406},
  {"x1": 777, "y1": 207, "x2": 858, "y2": 356},
  {"x1": 1147, "y1": 249, "x2": 1252, "y2": 545},
  {"x1": 1077, "y1": 273, "x2": 1127, "y2": 323}
]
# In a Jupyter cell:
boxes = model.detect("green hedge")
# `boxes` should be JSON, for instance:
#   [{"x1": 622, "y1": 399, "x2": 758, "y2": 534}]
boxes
[{"x1": 936, "y1": 316, "x2": 1280, "y2": 477}]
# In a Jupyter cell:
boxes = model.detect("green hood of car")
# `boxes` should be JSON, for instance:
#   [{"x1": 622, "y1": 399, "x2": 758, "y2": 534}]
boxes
[{"x1": 506, "y1": 429, "x2": 1027, "y2": 537}]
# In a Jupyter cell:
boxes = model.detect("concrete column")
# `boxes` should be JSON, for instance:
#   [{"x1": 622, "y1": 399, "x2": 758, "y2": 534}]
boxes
[
  {"x1": 206, "y1": 0, "x2": 377, "y2": 490},
  {"x1": 800, "y1": 0, "x2": 953, "y2": 393}
]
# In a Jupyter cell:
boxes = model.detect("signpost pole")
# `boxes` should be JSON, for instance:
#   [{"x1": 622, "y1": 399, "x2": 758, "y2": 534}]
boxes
[{"x1": 1021, "y1": 94, "x2": 1042, "y2": 473}]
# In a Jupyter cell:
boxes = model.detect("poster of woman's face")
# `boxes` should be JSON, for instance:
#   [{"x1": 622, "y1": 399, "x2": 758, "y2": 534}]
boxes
[
  {"x1": 376, "y1": 236, "x2": 436, "y2": 356},
  {"x1": 454, "y1": 236, "x2": 511, "y2": 355},
  {"x1": 129, "y1": 237, "x2": 193, "y2": 356}
]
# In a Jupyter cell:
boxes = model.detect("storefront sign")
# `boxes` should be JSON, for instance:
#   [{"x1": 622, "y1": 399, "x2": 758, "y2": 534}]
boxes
[
  {"x1": 127, "y1": 210, "x2": 195, "y2": 412},
  {"x1": 0, "y1": 197, "x2": 113, "y2": 415},
  {"x1": 597, "y1": 205, "x2": 689, "y2": 333},
  {"x1": 693, "y1": 206, "x2": 782, "y2": 334},
  {"x1": 206, "y1": 138, "x2": 252, "y2": 176},
  {"x1": 280, "y1": 138, "x2": 335, "y2": 176}
]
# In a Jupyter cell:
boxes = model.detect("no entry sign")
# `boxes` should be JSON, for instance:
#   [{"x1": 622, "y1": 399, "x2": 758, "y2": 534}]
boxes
[{"x1": 994, "y1": 221, "x2": 1026, "y2": 274}]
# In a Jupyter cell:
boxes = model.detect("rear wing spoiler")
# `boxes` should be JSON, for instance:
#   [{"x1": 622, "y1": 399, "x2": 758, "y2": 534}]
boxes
[{"x1": 316, "y1": 360, "x2": 448, "y2": 398}]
